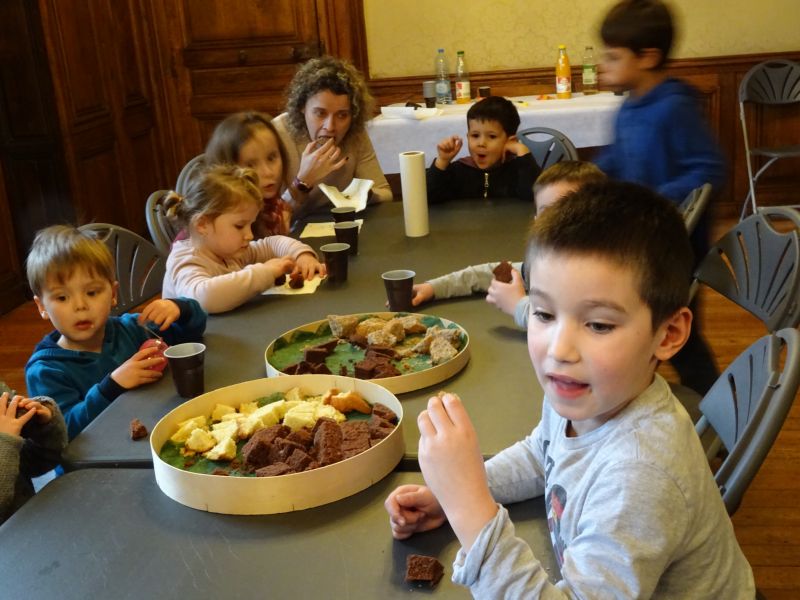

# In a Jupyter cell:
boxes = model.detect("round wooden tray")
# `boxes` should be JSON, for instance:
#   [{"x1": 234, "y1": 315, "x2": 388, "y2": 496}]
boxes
[
  {"x1": 150, "y1": 375, "x2": 404, "y2": 515},
  {"x1": 264, "y1": 312, "x2": 470, "y2": 394}
]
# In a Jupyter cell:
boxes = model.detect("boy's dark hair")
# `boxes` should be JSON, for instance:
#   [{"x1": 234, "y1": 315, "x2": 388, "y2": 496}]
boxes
[
  {"x1": 467, "y1": 96, "x2": 520, "y2": 136},
  {"x1": 526, "y1": 180, "x2": 692, "y2": 328},
  {"x1": 601, "y1": 0, "x2": 674, "y2": 69}
]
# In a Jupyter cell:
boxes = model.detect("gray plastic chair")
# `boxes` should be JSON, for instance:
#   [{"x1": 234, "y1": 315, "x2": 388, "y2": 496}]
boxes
[
  {"x1": 516, "y1": 127, "x2": 579, "y2": 171},
  {"x1": 78, "y1": 223, "x2": 166, "y2": 316},
  {"x1": 738, "y1": 59, "x2": 800, "y2": 219},
  {"x1": 679, "y1": 183, "x2": 713, "y2": 236},
  {"x1": 695, "y1": 327, "x2": 800, "y2": 515},
  {"x1": 145, "y1": 189, "x2": 180, "y2": 255},
  {"x1": 175, "y1": 153, "x2": 206, "y2": 195},
  {"x1": 690, "y1": 206, "x2": 800, "y2": 332}
]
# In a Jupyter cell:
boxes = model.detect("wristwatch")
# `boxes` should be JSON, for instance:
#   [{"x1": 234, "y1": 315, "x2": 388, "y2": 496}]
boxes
[{"x1": 292, "y1": 176, "x2": 312, "y2": 193}]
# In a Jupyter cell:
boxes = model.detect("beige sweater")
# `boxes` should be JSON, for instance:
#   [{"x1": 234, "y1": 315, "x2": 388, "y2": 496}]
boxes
[
  {"x1": 273, "y1": 112, "x2": 392, "y2": 221},
  {"x1": 163, "y1": 236, "x2": 316, "y2": 314}
]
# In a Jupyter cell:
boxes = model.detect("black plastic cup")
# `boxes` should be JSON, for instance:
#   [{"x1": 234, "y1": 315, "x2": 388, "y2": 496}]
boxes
[
  {"x1": 331, "y1": 206, "x2": 356, "y2": 223},
  {"x1": 334, "y1": 221, "x2": 359, "y2": 255},
  {"x1": 382, "y1": 269, "x2": 415, "y2": 312},
  {"x1": 321, "y1": 242, "x2": 350, "y2": 283},
  {"x1": 163, "y1": 342, "x2": 206, "y2": 398}
]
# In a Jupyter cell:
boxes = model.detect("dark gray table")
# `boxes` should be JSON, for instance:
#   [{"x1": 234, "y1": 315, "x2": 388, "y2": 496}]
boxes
[
  {"x1": 64, "y1": 199, "x2": 542, "y2": 469},
  {"x1": 0, "y1": 469, "x2": 559, "y2": 599}
]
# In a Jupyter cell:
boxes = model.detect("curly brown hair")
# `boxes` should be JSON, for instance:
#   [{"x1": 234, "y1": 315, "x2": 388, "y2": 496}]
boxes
[{"x1": 283, "y1": 56, "x2": 375, "y2": 141}]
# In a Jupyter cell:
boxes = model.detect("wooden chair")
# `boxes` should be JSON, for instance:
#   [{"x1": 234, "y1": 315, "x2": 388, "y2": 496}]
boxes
[{"x1": 78, "y1": 223, "x2": 166, "y2": 315}]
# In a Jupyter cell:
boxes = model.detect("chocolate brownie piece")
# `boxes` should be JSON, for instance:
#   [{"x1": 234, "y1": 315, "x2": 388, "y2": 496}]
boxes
[
  {"x1": 313, "y1": 419, "x2": 343, "y2": 466},
  {"x1": 274, "y1": 274, "x2": 287, "y2": 286},
  {"x1": 340, "y1": 420, "x2": 371, "y2": 459},
  {"x1": 286, "y1": 427, "x2": 313, "y2": 450},
  {"x1": 130, "y1": 418, "x2": 148, "y2": 440},
  {"x1": 366, "y1": 345, "x2": 396, "y2": 359},
  {"x1": 286, "y1": 448, "x2": 313, "y2": 471},
  {"x1": 373, "y1": 360, "x2": 401, "y2": 378},
  {"x1": 348, "y1": 333, "x2": 368, "y2": 348},
  {"x1": 339, "y1": 365, "x2": 349, "y2": 376},
  {"x1": 492, "y1": 260, "x2": 513, "y2": 284},
  {"x1": 371, "y1": 402, "x2": 398, "y2": 425},
  {"x1": 354, "y1": 357, "x2": 378, "y2": 379},
  {"x1": 269, "y1": 438, "x2": 306, "y2": 464},
  {"x1": 256, "y1": 462, "x2": 293, "y2": 477},
  {"x1": 405, "y1": 554, "x2": 444, "y2": 587},
  {"x1": 311, "y1": 416, "x2": 338, "y2": 437},
  {"x1": 288, "y1": 272, "x2": 304, "y2": 289},
  {"x1": 241, "y1": 430, "x2": 275, "y2": 469},
  {"x1": 369, "y1": 414, "x2": 395, "y2": 440},
  {"x1": 211, "y1": 468, "x2": 229, "y2": 476},
  {"x1": 311, "y1": 362, "x2": 332, "y2": 375},
  {"x1": 303, "y1": 346, "x2": 329, "y2": 365}
]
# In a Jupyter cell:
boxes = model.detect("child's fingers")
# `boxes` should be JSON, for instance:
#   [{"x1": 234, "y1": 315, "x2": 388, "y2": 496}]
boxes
[
  {"x1": 16, "y1": 406, "x2": 37, "y2": 426},
  {"x1": 425, "y1": 394, "x2": 455, "y2": 431},
  {"x1": 416, "y1": 410, "x2": 437, "y2": 438},
  {"x1": 439, "y1": 393, "x2": 472, "y2": 428}
]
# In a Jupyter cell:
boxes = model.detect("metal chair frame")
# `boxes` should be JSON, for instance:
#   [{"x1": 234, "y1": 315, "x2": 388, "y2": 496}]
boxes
[
  {"x1": 516, "y1": 126, "x2": 579, "y2": 171},
  {"x1": 78, "y1": 223, "x2": 166, "y2": 315},
  {"x1": 738, "y1": 59, "x2": 800, "y2": 220},
  {"x1": 679, "y1": 183, "x2": 713, "y2": 236},
  {"x1": 695, "y1": 327, "x2": 800, "y2": 515}
]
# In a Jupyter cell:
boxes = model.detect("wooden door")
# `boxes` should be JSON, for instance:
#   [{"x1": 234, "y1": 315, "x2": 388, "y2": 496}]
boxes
[
  {"x1": 148, "y1": 0, "x2": 324, "y2": 181},
  {"x1": 38, "y1": 0, "x2": 167, "y2": 234}
]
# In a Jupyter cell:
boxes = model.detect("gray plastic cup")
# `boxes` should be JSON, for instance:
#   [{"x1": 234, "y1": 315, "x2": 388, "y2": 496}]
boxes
[
  {"x1": 321, "y1": 242, "x2": 350, "y2": 283},
  {"x1": 163, "y1": 342, "x2": 206, "y2": 398},
  {"x1": 382, "y1": 269, "x2": 415, "y2": 312},
  {"x1": 334, "y1": 221, "x2": 359, "y2": 255}
]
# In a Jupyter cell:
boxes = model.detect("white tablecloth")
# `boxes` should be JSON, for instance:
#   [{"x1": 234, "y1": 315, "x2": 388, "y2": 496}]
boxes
[{"x1": 367, "y1": 92, "x2": 624, "y2": 174}]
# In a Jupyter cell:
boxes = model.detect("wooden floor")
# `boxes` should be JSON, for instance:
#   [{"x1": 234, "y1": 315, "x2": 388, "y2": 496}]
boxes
[{"x1": 0, "y1": 215, "x2": 797, "y2": 598}]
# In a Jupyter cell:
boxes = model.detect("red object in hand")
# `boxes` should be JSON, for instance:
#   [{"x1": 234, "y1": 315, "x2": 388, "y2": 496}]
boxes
[{"x1": 140, "y1": 339, "x2": 169, "y2": 372}]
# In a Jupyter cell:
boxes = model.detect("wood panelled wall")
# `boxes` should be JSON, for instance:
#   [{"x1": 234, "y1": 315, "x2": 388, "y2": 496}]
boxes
[
  {"x1": 0, "y1": 0, "x2": 797, "y2": 315},
  {"x1": 365, "y1": 51, "x2": 800, "y2": 218}
]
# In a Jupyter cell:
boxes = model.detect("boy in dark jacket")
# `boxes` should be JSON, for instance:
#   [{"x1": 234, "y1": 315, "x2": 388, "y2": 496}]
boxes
[
  {"x1": 0, "y1": 389, "x2": 67, "y2": 523},
  {"x1": 426, "y1": 96, "x2": 540, "y2": 203}
]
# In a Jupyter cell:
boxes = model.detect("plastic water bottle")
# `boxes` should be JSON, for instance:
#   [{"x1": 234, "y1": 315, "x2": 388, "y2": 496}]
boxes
[
  {"x1": 555, "y1": 45, "x2": 572, "y2": 99},
  {"x1": 582, "y1": 46, "x2": 598, "y2": 95},
  {"x1": 434, "y1": 49, "x2": 452, "y2": 104},
  {"x1": 455, "y1": 50, "x2": 471, "y2": 104}
]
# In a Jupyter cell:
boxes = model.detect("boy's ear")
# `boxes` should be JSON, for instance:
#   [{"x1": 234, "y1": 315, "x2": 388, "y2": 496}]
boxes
[
  {"x1": 33, "y1": 296, "x2": 50, "y2": 321},
  {"x1": 111, "y1": 281, "x2": 119, "y2": 307},
  {"x1": 639, "y1": 48, "x2": 663, "y2": 70},
  {"x1": 653, "y1": 307, "x2": 692, "y2": 362}
]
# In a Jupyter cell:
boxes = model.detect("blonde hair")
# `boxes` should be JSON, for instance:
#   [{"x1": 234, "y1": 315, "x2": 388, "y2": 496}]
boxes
[
  {"x1": 533, "y1": 161, "x2": 607, "y2": 197},
  {"x1": 26, "y1": 225, "x2": 115, "y2": 296},
  {"x1": 163, "y1": 163, "x2": 262, "y2": 230}
]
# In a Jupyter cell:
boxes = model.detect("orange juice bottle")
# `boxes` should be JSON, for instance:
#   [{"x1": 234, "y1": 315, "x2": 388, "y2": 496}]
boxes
[{"x1": 555, "y1": 45, "x2": 572, "y2": 99}]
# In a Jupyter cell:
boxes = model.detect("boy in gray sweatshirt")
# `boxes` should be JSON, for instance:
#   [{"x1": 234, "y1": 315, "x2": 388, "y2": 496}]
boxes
[{"x1": 386, "y1": 181, "x2": 754, "y2": 598}]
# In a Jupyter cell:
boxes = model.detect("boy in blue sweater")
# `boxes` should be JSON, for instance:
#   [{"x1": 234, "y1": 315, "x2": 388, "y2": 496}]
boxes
[
  {"x1": 24, "y1": 225, "x2": 207, "y2": 439},
  {"x1": 594, "y1": 0, "x2": 724, "y2": 395},
  {"x1": 426, "y1": 96, "x2": 540, "y2": 203}
]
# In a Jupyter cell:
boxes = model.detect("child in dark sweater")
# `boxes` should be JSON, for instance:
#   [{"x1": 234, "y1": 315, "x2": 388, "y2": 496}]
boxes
[
  {"x1": 426, "y1": 96, "x2": 540, "y2": 203},
  {"x1": 0, "y1": 389, "x2": 67, "y2": 523}
]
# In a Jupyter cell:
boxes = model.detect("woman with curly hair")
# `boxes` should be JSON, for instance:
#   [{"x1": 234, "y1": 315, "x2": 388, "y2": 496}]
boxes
[{"x1": 273, "y1": 56, "x2": 392, "y2": 222}]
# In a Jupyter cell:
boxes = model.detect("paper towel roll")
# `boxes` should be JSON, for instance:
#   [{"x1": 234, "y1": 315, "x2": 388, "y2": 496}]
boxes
[{"x1": 399, "y1": 151, "x2": 429, "y2": 237}]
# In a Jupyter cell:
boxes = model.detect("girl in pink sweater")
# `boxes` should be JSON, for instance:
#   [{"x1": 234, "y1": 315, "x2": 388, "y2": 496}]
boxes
[{"x1": 162, "y1": 164, "x2": 324, "y2": 313}]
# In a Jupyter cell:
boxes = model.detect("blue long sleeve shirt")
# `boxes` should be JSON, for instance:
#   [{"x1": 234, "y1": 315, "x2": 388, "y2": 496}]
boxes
[
  {"x1": 25, "y1": 298, "x2": 207, "y2": 439},
  {"x1": 594, "y1": 78, "x2": 725, "y2": 204}
]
